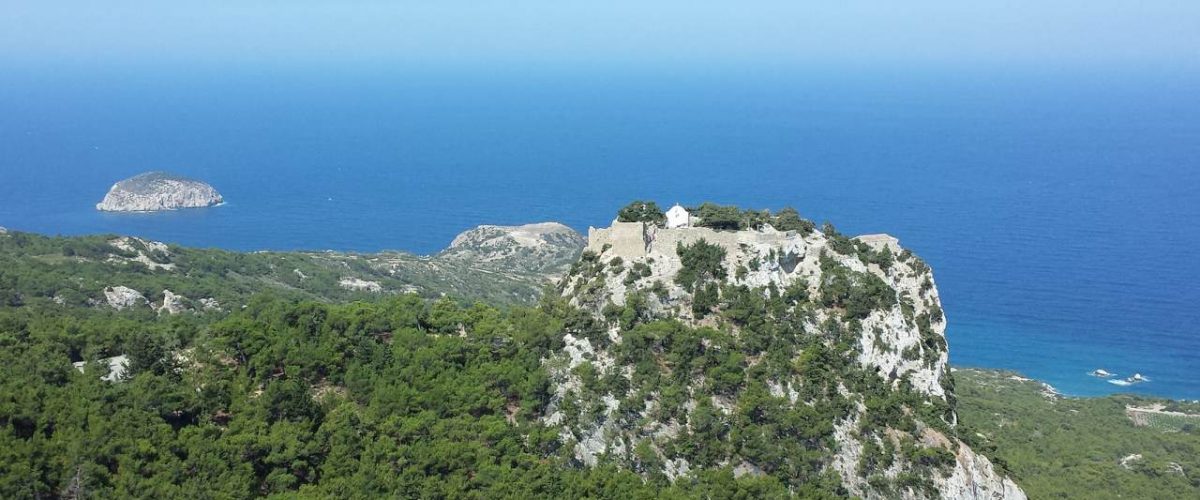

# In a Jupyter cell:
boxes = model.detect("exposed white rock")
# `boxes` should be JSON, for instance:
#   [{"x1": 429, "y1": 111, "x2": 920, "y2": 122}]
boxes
[
  {"x1": 104, "y1": 286, "x2": 147, "y2": 310},
  {"x1": 339, "y1": 277, "x2": 383, "y2": 293},
  {"x1": 97, "y1": 171, "x2": 223, "y2": 212},
  {"x1": 578, "y1": 221, "x2": 948, "y2": 399},
  {"x1": 1120, "y1": 453, "x2": 1143, "y2": 470},
  {"x1": 198, "y1": 298, "x2": 221, "y2": 311},
  {"x1": 932, "y1": 441, "x2": 1027, "y2": 500},
  {"x1": 73, "y1": 355, "x2": 129, "y2": 382},
  {"x1": 108, "y1": 237, "x2": 176, "y2": 270},
  {"x1": 0, "y1": 226, "x2": 7, "y2": 234},
  {"x1": 156, "y1": 289, "x2": 188, "y2": 315}
]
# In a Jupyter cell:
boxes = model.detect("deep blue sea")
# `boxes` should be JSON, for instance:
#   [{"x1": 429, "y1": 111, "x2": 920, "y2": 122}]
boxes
[{"x1": 1, "y1": 66, "x2": 1197, "y2": 399}]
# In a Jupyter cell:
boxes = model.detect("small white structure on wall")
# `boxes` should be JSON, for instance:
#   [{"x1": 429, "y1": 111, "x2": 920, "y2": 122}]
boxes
[{"x1": 666, "y1": 204, "x2": 691, "y2": 229}]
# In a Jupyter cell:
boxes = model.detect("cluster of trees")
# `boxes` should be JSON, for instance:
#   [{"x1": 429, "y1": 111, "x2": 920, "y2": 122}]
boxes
[
  {"x1": 616, "y1": 201, "x2": 667, "y2": 225},
  {"x1": 614, "y1": 201, "x2": 817, "y2": 234},
  {"x1": 821, "y1": 223, "x2": 895, "y2": 271},
  {"x1": 691, "y1": 203, "x2": 816, "y2": 234},
  {"x1": 674, "y1": 240, "x2": 727, "y2": 315}
]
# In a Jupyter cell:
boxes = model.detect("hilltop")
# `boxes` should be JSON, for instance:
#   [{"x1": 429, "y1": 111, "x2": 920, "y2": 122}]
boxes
[{"x1": 548, "y1": 201, "x2": 1023, "y2": 498}]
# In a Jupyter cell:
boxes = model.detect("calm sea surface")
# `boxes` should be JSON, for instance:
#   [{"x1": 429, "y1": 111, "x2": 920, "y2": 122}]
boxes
[{"x1": 1, "y1": 66, "x2": 1197, "y2": 399}]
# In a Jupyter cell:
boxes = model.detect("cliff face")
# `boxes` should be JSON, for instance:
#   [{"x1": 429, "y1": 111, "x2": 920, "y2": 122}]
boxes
[
  {"x1": 548, "y1": 219, "x2": 1025, "y2": 499},
  {"x1": 96, "y1": 171, "x2": 223, "y2": 212}
]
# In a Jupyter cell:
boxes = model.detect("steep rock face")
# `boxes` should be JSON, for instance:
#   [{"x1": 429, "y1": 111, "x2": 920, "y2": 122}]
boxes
[
  {"x1": 437, "y1": 222, "x2": 586, "y2": 278},
  {"x1": 97, "y1": 172, "x2": 223, "y2": 212},
  {"x1": 548, "y1": 219, "x2": 1024, "y2": 499}
]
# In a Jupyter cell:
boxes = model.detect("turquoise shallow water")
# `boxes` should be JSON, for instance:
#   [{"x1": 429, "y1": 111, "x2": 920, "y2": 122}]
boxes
[{"x1": 1, "y1": 66, "x2": 1197, "y2": 399}]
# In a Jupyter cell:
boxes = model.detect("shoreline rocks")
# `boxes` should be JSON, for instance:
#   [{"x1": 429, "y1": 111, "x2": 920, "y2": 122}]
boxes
[{"x1": 97, "y1": 171, "x2": 223, "y2": 212}]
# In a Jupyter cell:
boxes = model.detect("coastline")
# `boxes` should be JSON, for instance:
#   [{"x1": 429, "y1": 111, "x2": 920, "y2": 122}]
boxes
[{"x1": 952, "y1": 365, "x2": 1200, "y2": 404}]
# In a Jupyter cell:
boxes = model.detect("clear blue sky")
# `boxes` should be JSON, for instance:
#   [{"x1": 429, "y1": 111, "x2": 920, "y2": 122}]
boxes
[{"x1": 2, "y1": 1, "x2": 1198, "y2": 70}]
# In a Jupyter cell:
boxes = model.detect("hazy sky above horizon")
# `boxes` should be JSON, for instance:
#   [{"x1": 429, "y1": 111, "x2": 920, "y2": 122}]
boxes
[{"x1": 2, "y1": 1, "x2": 1199, "y2": 71}]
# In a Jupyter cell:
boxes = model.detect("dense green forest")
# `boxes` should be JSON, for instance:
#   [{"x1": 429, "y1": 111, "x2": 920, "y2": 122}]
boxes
[
  {"x1": 0, "y1": 226, "x2": 928, "y2": 498},
  {"x1": 0, "y1": 291, "x2": 813, "y2": 497}
]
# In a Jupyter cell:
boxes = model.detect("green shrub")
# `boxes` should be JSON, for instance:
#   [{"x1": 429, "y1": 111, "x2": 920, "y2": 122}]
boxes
[
  {"x1": 617, "y1": 201, "x2": 666, "y2": 225},
  {"x1": 675, "y1": 239, "x2": 727, "y2": 293}
]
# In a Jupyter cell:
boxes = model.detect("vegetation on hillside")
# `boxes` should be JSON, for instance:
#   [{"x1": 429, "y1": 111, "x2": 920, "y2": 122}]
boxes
[
  {"x1": 4, "y1": 228, "x2": 1195, "y2": 498},
  {"x1": 558, "y1": 224, "x2": 965, "y2": 497},
  {"x1": 0, "y1": 285, "x2": 835, "y2": 497},
  {"x1": 0, "y1": 230, "x2": 573, "y2": 310},
  {"x1": 955, "y1": 368, "x2": 1200, "y2": 499}
]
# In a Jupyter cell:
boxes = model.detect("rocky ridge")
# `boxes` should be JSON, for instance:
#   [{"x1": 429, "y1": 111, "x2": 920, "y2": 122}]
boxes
[
  {"x1": 547, "y1": 216, "x2": 1024, "y2": 499},
  {"x1": 97, "y1": 171, "x2": 223, "y2": 212},
  {"x1": 437, "y1": 222, "x2": 586, "y2": 276},
  {"x1": 0, "y1": 222, "x2": 585, "y2": 311}
]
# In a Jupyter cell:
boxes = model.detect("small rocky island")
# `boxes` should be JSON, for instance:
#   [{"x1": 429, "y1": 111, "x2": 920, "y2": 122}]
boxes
[{"x1": 96, "y1": 171, "x2": 223, "y2": 212}]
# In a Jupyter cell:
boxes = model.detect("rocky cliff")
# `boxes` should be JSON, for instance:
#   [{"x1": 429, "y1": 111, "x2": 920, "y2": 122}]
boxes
[
  {"x1": 96, "y1": 171, "x2": 223, "y2": 212},
  {"x1": 547, "y1": 216, "x2": 1025, "y2": 499}
]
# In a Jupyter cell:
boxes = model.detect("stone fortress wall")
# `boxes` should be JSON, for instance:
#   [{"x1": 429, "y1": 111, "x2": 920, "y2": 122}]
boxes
[{"x1": 587, "y1": 219, "x2": 798, "y2": 266}]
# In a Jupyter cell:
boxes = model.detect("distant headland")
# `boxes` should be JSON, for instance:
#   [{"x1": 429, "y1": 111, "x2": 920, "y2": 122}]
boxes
[{"x1": 96, "y1": 171, "x2": 223, "y2": 212}]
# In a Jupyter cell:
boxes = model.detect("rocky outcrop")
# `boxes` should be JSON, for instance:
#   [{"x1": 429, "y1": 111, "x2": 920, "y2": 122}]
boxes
[
  {"x1": 339, "y1": 277, "x2": 383, "y2": 293},
  {"x1": 549, "y1": 217, "x2": 1025, "y2": 499},
  {"x1": 437, "y1": 222, "x2": 585, "y2": 277},
  {"x1": 97, "y1": 171, "x2": 223, "y2": 212},
  {"x1": 574, "y1": 222, "x2": 948, "y2": 398},
  {"x1": 72, "y1": 355, "x2": 129, "y2": 382},
  {"x1": 103, "y1": 286, "x2": 147, "y2": 310},
  {"x1": 156, "y1": 289, "x2": 188, "y2": 315},
  {"x1": 108, "y1": 237, "x2": 176, "y2": 270}
]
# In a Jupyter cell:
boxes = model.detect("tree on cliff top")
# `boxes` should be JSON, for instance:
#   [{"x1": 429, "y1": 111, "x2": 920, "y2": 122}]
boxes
[{"x1": 617, "y1": 201, "x2": 666, "y2": 225}]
